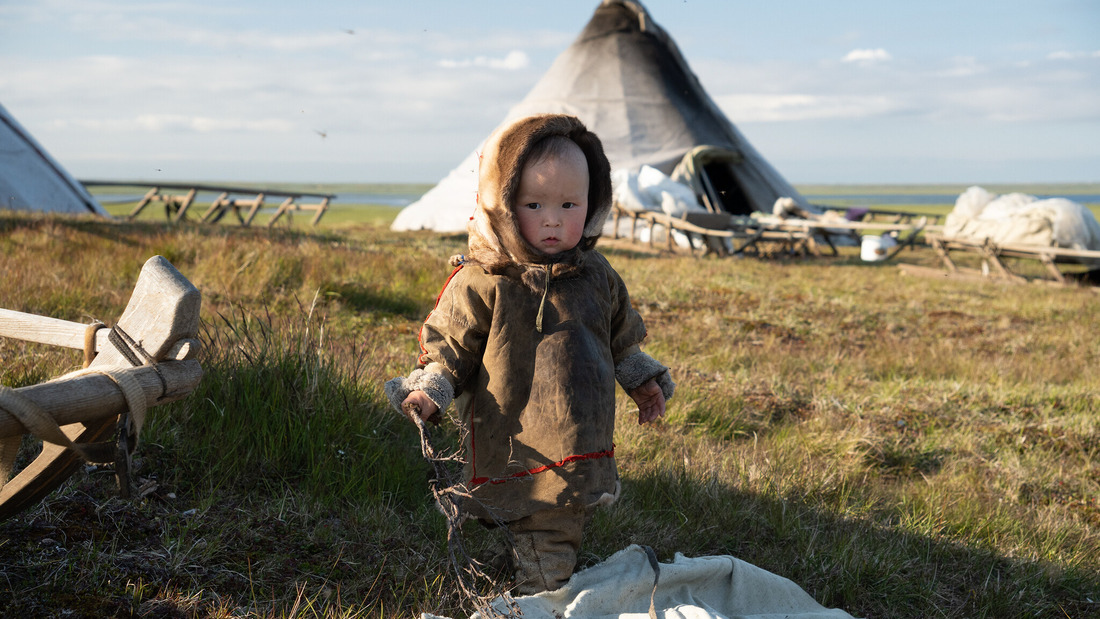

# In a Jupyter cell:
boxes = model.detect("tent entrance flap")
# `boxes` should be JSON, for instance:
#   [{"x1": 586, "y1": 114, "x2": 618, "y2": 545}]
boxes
[
  {"x1": 672, "y1": 145, "x2": 759, "y2": 218},
  {"x1": 700, "y1": 161, "x2": 753, "y2": 217}
]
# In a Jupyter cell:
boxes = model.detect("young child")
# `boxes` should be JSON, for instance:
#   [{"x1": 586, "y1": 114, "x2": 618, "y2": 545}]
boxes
[{"x1": 385, "y1": 114, "x2": 674, "y2": 595}]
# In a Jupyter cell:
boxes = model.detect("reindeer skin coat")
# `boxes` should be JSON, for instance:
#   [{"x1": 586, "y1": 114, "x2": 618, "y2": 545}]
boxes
[{"x1": 386, "y1": 115, "x2": 673, "y2": 522}]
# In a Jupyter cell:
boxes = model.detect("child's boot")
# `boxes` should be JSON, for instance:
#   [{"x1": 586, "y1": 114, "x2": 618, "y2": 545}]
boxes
[{"x1": 508, "y1": 505, "x2": 587, "y2": 595}]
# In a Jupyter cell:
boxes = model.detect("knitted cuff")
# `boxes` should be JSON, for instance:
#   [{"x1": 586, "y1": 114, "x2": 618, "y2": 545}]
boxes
[
  {"x1": 383, "y1": 363, "x2": 455, "y2": 414},
  {"x1": 615, "y1": 352, "x2": 676, "y2": 401}
]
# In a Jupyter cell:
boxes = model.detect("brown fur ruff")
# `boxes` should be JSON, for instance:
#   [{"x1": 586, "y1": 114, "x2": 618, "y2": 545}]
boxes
[{"x1": 465, "y1": 114, "x2": 613, "y2": 279}]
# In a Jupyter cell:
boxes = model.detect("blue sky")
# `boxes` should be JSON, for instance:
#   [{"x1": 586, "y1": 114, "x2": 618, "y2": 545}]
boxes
[{"x1": 1, "y1": 0, "x2": 1097, "y2": 185}]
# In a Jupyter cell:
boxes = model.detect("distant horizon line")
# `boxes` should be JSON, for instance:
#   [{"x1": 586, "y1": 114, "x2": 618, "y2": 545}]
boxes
[{"x1": 78, "y1": 178, "x2": 1100, "y2": 191}]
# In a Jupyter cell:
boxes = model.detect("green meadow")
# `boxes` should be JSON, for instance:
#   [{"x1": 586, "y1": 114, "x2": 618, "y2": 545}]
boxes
[{"x1": 0, "y1": 185, "x2": 1097, "y2": 618}]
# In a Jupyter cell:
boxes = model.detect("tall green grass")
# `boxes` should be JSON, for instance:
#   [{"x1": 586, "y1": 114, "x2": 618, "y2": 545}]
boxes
[{"x1": 0, "y1": 206, "x2": 1097, "y2": 618}]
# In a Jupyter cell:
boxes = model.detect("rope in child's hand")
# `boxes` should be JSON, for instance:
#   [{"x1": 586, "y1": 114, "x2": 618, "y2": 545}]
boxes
[{"x1": 401, "y1": 401, "x2": 520, "y2": 617}]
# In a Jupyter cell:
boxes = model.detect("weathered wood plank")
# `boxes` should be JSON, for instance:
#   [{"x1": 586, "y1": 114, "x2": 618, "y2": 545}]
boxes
[
  {"x1": 242, "y1": 193, "x2": 265, "y2": 227},
  {"x1": 308, "y1": 196, "x2": 331, "y2": 226},
  {"x1": 0, "y1": 255, "x2": 201, "y2": 520},
  {"x1": 0, "y1": 360, "x2": 202, "y2": 440},
  {"x1": 0, "y1": 309, "x2": 199, "y2": 360}
]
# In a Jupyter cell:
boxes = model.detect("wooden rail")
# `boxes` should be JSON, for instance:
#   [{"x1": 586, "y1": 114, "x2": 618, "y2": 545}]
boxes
[
  {"x1": 81, "y1": 181, "x2": 335, "y2": 227},
  {"x1": 823, "y1": 205, "x2": 944, "y2": 227},
  {"x1": 611, "y1": 205, "x2": 814, "y2": 257},
  {"x1": 915, "y1": 234, "x2": 1100, "y2": 286},
  {"x1": 610, "y1": 204, "x2": 930, "y2": 259},
  {"x1": 753, "y1": 215, "x2": 933, "y2": 258}
]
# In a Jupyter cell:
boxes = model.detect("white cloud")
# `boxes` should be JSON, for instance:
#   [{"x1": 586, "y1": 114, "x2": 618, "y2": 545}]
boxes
[
  {"x1": 137, "y1": 114, "x2": 294, "y2": 133},
  {"x1": 842, "y1": 48, "x2": 892, "y2": 64},
  {"x1": 1046, "y1": 50, "x2": 1100, "y2": 60},
  {"x1": 936, "y1": 56, "x2": 986, "y2": 78},
  {"x1": 438, "y1": 50, "x2": 530, "y2": 70},
  {"x1": 51, "y1": 114, "x2": 295, "y2": 134},
  {"x1": 715, "y1": 93, "x2": 901, "y2": 122},
  {"x1": 5, "y1": 2, "x2": 1097, "y2": 184}
]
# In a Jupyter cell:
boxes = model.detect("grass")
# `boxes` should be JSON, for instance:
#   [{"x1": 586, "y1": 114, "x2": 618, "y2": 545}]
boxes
[{"x1": 0, "y1": 186, "x2": 1098, "y2": 618}]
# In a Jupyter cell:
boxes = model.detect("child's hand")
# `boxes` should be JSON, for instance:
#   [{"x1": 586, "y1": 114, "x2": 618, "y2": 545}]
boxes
[
  {"x1": 629, "y1": 379, "x2": 665, "y2": 425},
  {"x1": 402, "y1": 390, "x2": 439, "y2": 422}
]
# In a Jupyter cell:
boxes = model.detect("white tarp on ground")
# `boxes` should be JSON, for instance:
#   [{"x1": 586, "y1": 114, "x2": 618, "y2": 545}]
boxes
[
  {"x1": 943, "y1": 186, "x2": 1100, "y2": 251},
  {"x1": 427, "y1": 545, "x2": 856, "y2": 619}
]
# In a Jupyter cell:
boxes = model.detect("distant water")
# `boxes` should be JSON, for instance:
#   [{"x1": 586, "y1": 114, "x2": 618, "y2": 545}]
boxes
[
  {"x1": 91, "y1": 189, "x2": 1098, "y2": 209},
  {"x1": 804, "y1": 193, "x2": 1100, "y2": 206},
  {"x1": 92, "y1": 191, "x2": 423, "y2": 207},
  {"x1": 333, "y1": 193, "x2": 422, "y2": 206}
]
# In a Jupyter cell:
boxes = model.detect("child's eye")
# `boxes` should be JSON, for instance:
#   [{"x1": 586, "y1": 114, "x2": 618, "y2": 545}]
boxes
[
  {"x1": 525, "y1": 203, "x2": 541, "y2": 210},
  {"x1": 562, "y1": 202, "x2": 577, "y2": 209}
]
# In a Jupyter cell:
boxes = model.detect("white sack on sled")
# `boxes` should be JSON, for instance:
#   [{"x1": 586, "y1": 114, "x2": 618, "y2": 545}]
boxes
[
  {"x1": 426, "y1": 545, "x2": 856, "y2": 619},
  {"x1": 610, "y1": 167, "x2": 707, "y2": 249},
  {"x1": 944, "y1": 186, "x2": 1100, "y2": 252}
]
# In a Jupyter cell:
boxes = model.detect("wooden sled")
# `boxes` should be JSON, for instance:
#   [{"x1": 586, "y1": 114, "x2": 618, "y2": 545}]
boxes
[
  {"x1": 0, "y1": 255, "x2": 202, "y2": 520},
  {"x1": 900, "y1": 234, "x2": 1100, "y2": 288}
]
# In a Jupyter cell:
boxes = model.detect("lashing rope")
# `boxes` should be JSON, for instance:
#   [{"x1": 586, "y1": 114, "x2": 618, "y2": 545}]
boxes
[{"x1": 0, "y1": 323, "x2": 154, "y2": 493}]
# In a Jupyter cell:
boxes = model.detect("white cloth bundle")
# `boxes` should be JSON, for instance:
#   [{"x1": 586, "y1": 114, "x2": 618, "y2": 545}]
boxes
[{"x1": 427, "y1": 545, "x2": 856, "y2": 619}]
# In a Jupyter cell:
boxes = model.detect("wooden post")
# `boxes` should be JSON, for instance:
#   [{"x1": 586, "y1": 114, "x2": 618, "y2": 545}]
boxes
[
  {"x1": 128, "y1": 187, "x2": 160, "y2": 219},
  {"x1": 172, "y1": 188, "x2": 199, "y2": 223},
  {"x1": 0, "y1": 256, "x2": 201, "y2": 520},
  {"x1": 930, "y1": 236, "x2": 958, "y2": 273},
  {"x1": 980, "y1": 239, "x2": 1019, "y2": 281},
  {"x1": 1037, "y1": 252, "x2": 1067, "y2": 283},
  {"x1": 309, "y1": 196, "x2": 330, "y2": 227},
  {"x1": 267, "y1": 196, "x2": 296, "y2": 228},
  {"x1": 242, "y1": 193, "x2": 266, "y2": 227},
  {"x1": 201, "y1": 192, "x2": 230, "y2": 223}
]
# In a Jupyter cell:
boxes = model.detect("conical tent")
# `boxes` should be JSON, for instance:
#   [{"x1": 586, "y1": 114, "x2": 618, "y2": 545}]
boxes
[
  {"x1": 0, "y1": 102, "x2": 107, "y2": 216},
  {"x1": 392, "y1": 0, "x2": 807, "y2": 232}
]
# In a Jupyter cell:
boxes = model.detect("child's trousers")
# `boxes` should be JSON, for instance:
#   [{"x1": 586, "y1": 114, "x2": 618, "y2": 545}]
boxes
[{"x1": 508, "y1": 504, "x2": 589, "y2": 595}]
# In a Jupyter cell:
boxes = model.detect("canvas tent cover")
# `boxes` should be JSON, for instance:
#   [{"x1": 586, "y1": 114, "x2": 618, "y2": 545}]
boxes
[
  {"x1": 0, "y1": 102, "x2": 107, "y2": 216},
  {"x1": 426, "y1": 545, "x2": 855, "y2": 619},
  {"x1": 393, "y1": 0, "x2": 806, "y2": 233},
  {"x1": 943, "y1": 186, "x2": 1100, "y2": 252}
]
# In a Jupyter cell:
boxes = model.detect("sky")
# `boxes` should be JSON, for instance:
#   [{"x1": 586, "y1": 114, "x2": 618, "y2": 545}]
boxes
[{"x1": 1, "y1": 0, "x2": 1098, "y2": 185}]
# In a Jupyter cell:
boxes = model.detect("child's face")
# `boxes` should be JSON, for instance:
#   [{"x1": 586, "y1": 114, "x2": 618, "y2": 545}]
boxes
[{"x1": 514, "y1": 144, "x2": 589, "y2": 255}]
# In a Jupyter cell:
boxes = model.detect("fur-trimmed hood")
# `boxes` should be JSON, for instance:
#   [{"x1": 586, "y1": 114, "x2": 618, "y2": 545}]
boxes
[{"x1": 465, "y1": 114, "x2": 613, "y2": 275}]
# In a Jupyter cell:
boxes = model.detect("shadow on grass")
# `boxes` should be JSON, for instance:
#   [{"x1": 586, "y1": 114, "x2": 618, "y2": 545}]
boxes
[
  {"x1": 320, "y1": 281, "x2": 422, "y2": 318},
  {"x1": 1, "y1": 395, "x2": 1095, "y2": 618},
  {"x1": 0, "y1": 210, "x2": 349, "y2": 249},
  {"x1": 587, "y1": 466, "x2": 1098, "y2": 619}
]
